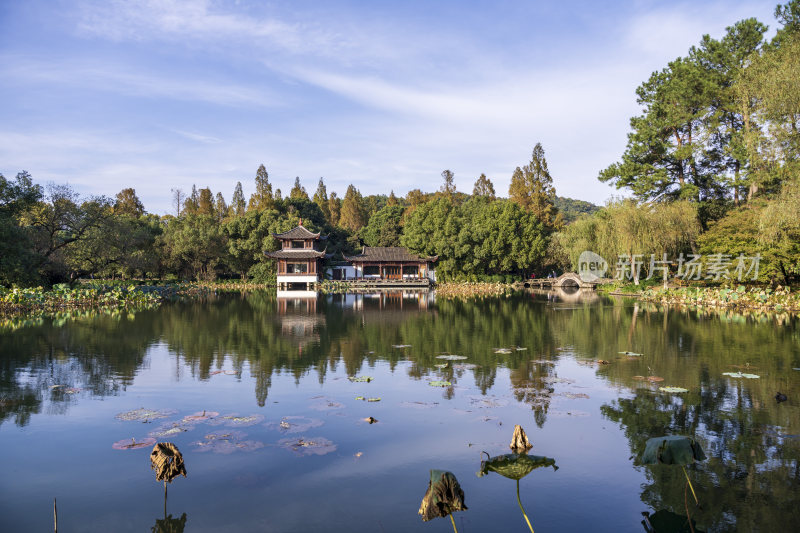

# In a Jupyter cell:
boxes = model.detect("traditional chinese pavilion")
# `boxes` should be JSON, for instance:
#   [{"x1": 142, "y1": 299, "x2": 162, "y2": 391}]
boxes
[
  {"x1": 265, "y1": 221, "x2": 326, "y2": 290},
  {"x1": 342, "y1": 247, "x2": 437, "y2": 282}
]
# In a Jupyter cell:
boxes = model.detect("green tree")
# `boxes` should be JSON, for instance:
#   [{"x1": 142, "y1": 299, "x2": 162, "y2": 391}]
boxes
[
  {"x1": 248, "y1": 164, "x2": 274, "y2": 211},
  {"x1": 387, "y1": 191, "x2": 399, "y2": 206},
  {"x1": 214, "y1": 192, "x2": 228, "y2": 221},
  {"x1": 327, "y1": 191, "x2": 341, "y2": 227},
  {"x1": 509, "y1": 143, "x2": 560, "y2": 228},
  {"x1": 159, "y1": 215, "x2": 227, "y2": 280},
  {"x1": 231, "y1": 181, "x2": 246, "y2": 217},
  {"x1": 340, "y1": 184, "x2": 365, "y2": 232},
  {"x1": 438, "y1": 169, "x2": 457, "y2": 203},
  {"x1": 361, "y1": 205, "x2": 404, "y2": 247},
  {"x1": 183, "y1": 185, "x2": 199, "y2": 215},
  {"x1": 0, "y1": 171, "x2": 43, "y2": 285},
  {"x1": 312, "y1": 178, "x2": 330, "y2": 222},
  {"x1": 472, "y1": 173, "x2": 496, "y2": 199},
  {"x1": 197, "y1": 187, "x2": 214, "y2": 215},
  {"x1": 290, "y1": 177, "x2": 309, "y2": 201},
  {"x1": 113, "y1": 188, "x2": 145, "y2": 217}
]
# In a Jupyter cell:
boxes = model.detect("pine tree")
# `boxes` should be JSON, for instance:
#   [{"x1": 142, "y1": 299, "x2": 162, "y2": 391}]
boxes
[
  {"x1": 472, "y1": 173, "x2": 496, "y2": 199},
  {"x1": 509, "y1": 143, "x2": 559, "y2": 228},
  {"x1": 290, "y1": 176, "x2": 309, "y2": 200},
  {"x1": 197, "y1": 187, "x2": 214, "y2": 215},
  {"x1": 231, "y1": 182, "x2": 246, "y2": 216},
  {"x1": 313, "y1": 178, "x2": 330, "y2": 221},
  {"x1": 214, "y1": 192, "x2": 228, "y2": 221},
  {"x1": 439, "y1": 169, "x2": 457, "y2": 202},
  {"x1": 183, "y1": 184, "x2": 199, "y2": 215},
  {"x1": 328, "y1": 192, "x2": 341, "y2": 226},
  {"x1": 113, "y1": 188, "x2": 145, "y2": 217},
  {"x1": 339, "y1": 184, "x2": 365, "y2": 231},
  {"x1": 387, "y1": 190, "x2": 398, "y2": 206},
  {"x1": 248, "y1": 164, "x2": 273, "y2": 211}
]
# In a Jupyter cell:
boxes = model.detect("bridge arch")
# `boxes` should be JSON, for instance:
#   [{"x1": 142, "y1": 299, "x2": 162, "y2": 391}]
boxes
[{"x1": 553, "y1": 272, "x2": 594, "y2": 288}]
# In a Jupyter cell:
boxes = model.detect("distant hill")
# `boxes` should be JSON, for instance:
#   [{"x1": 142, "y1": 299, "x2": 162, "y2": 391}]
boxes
[{"x1": 555, "y1": 196, "x2": 600, "y2": 224}]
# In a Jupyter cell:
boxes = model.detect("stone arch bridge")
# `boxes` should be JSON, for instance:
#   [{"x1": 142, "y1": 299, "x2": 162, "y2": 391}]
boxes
[{"x1": 526, "y1": 272, "x2": 599, "y2": 289}]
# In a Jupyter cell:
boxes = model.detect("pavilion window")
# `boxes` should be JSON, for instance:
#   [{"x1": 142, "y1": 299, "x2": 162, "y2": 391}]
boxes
[
  {"x1": 286, "y1": 263, "x2": 308, "y2": 274},
  {"x1": 403, "y1": 266, "x2": 419, "y2": 277},
  {"x1": 291, "y1": 240, "x2": 305, "y2": 249},
  {"x1": 364, "y1": 265, "x2": 380, "y2": 276}
]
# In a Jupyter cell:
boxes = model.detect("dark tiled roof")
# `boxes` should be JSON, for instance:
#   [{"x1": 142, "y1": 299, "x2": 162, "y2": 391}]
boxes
[
  {"x1": 272, "y1": 225, "x2": 323, "y2": 240},
  {"x1": 343, "y1": 247, "x2": 437, "y2": 263},
  {"x1": 265, "y1": 249, "x2": 326, "y2": 259}
]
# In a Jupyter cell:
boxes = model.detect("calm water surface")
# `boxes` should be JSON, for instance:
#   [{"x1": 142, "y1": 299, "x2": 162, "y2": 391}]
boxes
[{"x1": 1, "y1": 290, "x2": 799, "y2": 532}]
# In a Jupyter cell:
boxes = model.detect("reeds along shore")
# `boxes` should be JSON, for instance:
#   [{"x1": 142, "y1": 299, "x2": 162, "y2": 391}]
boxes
[{"x1": 434, "y1": 282, "x2": 516, "y2": 299}]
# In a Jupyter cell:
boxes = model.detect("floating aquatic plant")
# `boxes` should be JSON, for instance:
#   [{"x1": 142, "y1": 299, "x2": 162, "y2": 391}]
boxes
[
  {"x1": 392, "y1": 344, "x2": 412, "y2": 348},
  {"x1": 419, "y1": 470, "x2": 467, "y2": 532},
  {"x1": 436, "y1": 355, "x2": 468, "y2": 360},
  {"x1": 452, "y1": 363, "x2": 479, "y2": 370},
  {"x1": 182, "y1": 410, "x2": 219, "y2": 422},
  {"x1": 193, "y1": 431, "x2": 264, "y2": 454},
  {"x1": 270, "y1": 416, "x2": 324, "y2": 433},
  {"x1": 434, "y1": 363, "x2": 449, "y2": 369},
  {"x1": 149, "y1": 422, "x2": 195, "y2": 438},
  {"x1": 561, "y1": 392, "x2": 590, "y2": 399},
  {"x1": 722, "y1": 372, "x2": 760, "y2": 379},
  {"x1": 308, "y1": 398, "x2": 345, "y2": 411},
  {"x1": 208, "y1": 414, "x2": 265, "y2": 427},
  {"x1": 647, "y1": 376, "x2": 665, "y2": 383},
  {"x1": 659, "y1": 386, "x2": 689, "y2": 393},
  {"x1": 429, "y1": 381, "x2": 452, "y2": 387},
  {"x1": 348, "y1": 376, "x2": 373, "y2": 383},
  {"x1": 494, "y1": 348, "x2": 513, "y2": 354},
  {"x1": 278, "y1": 436, "x2": 337, "y2": 456},
  {"x1": 116, "y1": 408, "x2": 177, "y2": 422},
  {"x1": 619, "y1": 351, "x2": 642, "y2": 356},
  {"x1": 112, "y1": 436, "x2": 157, "y2": 450}
]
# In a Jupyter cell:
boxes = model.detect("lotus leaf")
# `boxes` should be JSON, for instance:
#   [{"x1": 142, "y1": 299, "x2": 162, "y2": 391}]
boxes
[
  {"x1": 418, "y1": 470, "x2": 468, "y2": 522},
  {"x1": 647, "y1": 376, "x2": 665, "y2": 382},
  {"x1": 659, "y1": 386, "x2": 689, "y2": 393},
  {"x1": 436, "y1": 355, "x2": 468, "y2": 360},
  {"x1": 270, "y1": 415, "x2": 324, "y2": 433},
  {"x1": 112, "y1": 437, "x2": 157, "y2": 450},
  {"x1": 182, "y1": 410, "x2": 219, "y2": 422},
  {"x1": 494, "y1": 348, "x2": 513, "y2": 354},
  {"x1": 348, "y1": 376, "x2": 372, "y2": 382},
  {"x1": 429, "y1": 381, "x2": 452, "y2": 387},
  {"x1": 208, "y1": 414, "x2": 265, "y2": 427},
  {"x1": 619, "y1": 351, "x2": 642, "y2": 356},
  {"x1": 115, "y1": 408, "x2": 177, "y2": 422},
  {"x1": 193, "y1": 431, "x2": 264, "y2": 454},
  {"x1": 722, "y1": 372, "x2": 760, "y2": 379},
  {"x1": 477, "y1": 452, "x2": 557, "y2": 480},
  {"x1": 278, "y1": 436, "x2": 336, "y2": 456},
  {"x1": 641, "y1": 435, "x2": 706, "y2": 465},
  {"x1": 452, "y1": 363, "x2": 479, "y2": 370},
  {"x1": 392, "y1": 344, "x2": 412, "y2": 348},
  {"x1": 515, "y1": 347, "x2": 528, "y2": 351},
  {"x1": 434, "y1": 363, "x2": 449, "y2": 369},
  {"x1": 149, "y1": 421, "x2": 195, "y2": 438}
]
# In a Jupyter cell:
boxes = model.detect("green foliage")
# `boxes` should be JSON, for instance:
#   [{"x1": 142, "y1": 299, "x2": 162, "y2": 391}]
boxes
[
  {"x1": 361, "y1": 205, "x2": 404, "y2": 247},
  {"x1": 402, "y1": 197, "x2": 548, "y2": 280},
  {"x1": 509, "y1": 143, "x2": 560, "y2": 228},
  {"x1": 553, "y1": 196, "x2": 599, "y2": 223}
]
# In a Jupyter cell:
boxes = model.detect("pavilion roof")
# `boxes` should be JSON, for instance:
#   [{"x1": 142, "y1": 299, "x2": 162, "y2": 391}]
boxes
[
  {"x1": 265, "y1": 249, "x2": 327, "y2": 259},
  {"x1": 343, "y1": 246, "x2": 437, "y2": 263},
  {"x1": 272, "y1": 225, "x2": 324, "y2": 240}
]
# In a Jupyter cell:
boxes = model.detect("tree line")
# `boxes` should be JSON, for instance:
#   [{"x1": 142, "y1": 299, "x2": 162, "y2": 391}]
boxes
[
  {"x1": 559, "y1": 0, "x2": 800, "y2": 284},
  {"x1": 0, "y1": 142, "x2": 566, "y2": 286}
]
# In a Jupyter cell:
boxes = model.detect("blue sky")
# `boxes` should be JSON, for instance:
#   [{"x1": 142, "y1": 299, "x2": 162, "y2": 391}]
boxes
[{"x1": 0, "y1": 0, "x2": 778, "y2": 214}]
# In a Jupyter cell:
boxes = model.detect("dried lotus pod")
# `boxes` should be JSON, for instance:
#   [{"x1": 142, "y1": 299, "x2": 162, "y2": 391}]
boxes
[{"x1": 509, "y1": 424, "x2": 533, "y2": 453}]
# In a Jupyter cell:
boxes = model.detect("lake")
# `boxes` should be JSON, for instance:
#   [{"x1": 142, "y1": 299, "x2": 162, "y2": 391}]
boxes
[{"x1": 1, "y1": 289, "x2": 798, "y2": 532}]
